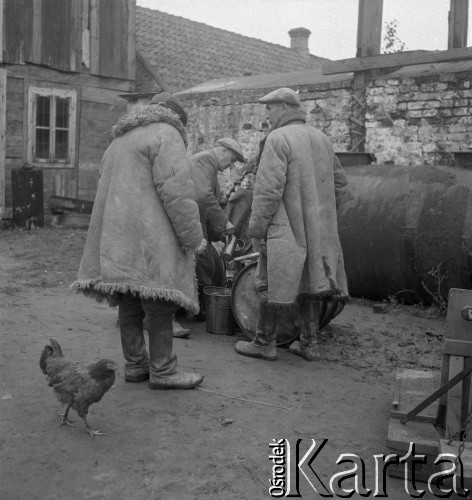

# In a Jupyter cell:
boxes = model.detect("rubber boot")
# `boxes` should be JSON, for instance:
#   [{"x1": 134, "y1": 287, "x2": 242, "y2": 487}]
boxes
[
  {"x1": 289, "y1": 300, "x2": 321, "y2": 361},
  {"x1": 119, "y1": 306, "x2": 150, "y2": 383},
  {"x1": 148, "y1": 312, "x2": 203, "y2": 390},
  {"x1": 235, "y1": 301, "x2": 277, "y2": 360}
]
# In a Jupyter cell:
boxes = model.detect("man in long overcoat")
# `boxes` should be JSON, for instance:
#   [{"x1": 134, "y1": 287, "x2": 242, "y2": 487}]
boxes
[
  {"x1": 235, "y1": 87, "x2": 349, "y2": 361},
  {"x1": 72, "y1": 92, "x2": 205, "y2": 389},
  {"x1": 190, "y1": 138, "x2": 246, "y2": 315}
]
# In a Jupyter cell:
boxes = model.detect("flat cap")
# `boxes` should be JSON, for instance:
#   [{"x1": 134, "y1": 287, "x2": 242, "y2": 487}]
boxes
[
  {"x1": 150, "y1": 92, "x2": 188, "y2": 126},
  {"x1": 258, "y1": 87, "x2": 301, "y2": 107},
  {"x1": 216, "y1": 138, "x2": 246, "y2": 163}
]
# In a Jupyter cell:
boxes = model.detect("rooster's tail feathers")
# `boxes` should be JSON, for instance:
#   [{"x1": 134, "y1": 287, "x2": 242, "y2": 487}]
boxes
[
  {"x1": 39, "y1": 345, "x2": 53, "y2": 374},
  {"x1": 39, "y1": 339, "x2": 64, "y2": 374},
  {"x1": 49, "y1": 338, "x2": 64, "y2": 357}
]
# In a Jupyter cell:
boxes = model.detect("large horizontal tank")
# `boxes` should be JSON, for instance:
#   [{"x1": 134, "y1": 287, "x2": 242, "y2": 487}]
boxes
[{"x1": 338, "y1": 164, "x2": 472, "y2": 303}]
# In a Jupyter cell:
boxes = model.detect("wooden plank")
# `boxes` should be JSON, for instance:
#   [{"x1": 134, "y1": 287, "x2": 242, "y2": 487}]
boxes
[
  {"x1": 98, "y1": 0, "x2": 128, "y2": 79},
  {"x1": 81, "y1": 0, "x2": 90, "y2": 69},
  {"x1": 445, "y1": 288, "x2": 472, "y2": 342},
  {"x1": 0, "y1": 68, "x2": 6, "y2": 209},
  {"x1": 388, "y1": 418, "x2": 440, "y2": 483},
  {"x1": 31, "y1": 0, "x2": 42, "y2": 64},
  {"x1": 70, "y1": 0, "x2": 81, "y2": 72},
  {"x1": 48, "y1": 195, "x2": 93, "y2": 214},
  {"x1": 127, "y1": 0, "x2": 136, "y2": 81},
  {"x1": 401, "y1": 364, "x2": 472, "y2": 425},
  {"x1": 448, "y1": 0, "x2": 469, "y2": 49},
  {"x1": 356, "y1": 0, "x2": 383, "y2": 57},
  {"x1": 40, "y1": 0, "x2": 71, "y2": 71},
  {"x1": 390, "y1": 368, "x2": 440, "y2": 424},
  {"x1": 89, "y1": 0, "x2": 99, "y2": 75},
  {"x1": 4, "y1": 0, "x2": 25, "y2": 63},
  {"x1": 73, "y1": 85, "x2": 81, "y2": 198},
  {"x1": 447, "y1": 356, "x2": 465, "y2": 439},
  {"x1": 323, "y1": 46, "x2": 472, "y2": 75},
  {"x1": 23, "y1": 0, "x2": 33, "y2": 63},
  {"x1": 461, "y1": 357, "x2": 472, "y2": 434},
  {"x1": 439, "y1": 440, "x2": 472, "y2": 490},
  {"x1": 437, "y1": 354, "x2": 451, "y2": 431},
  {"x1": 0, "y1": 0, "x2": 4, "y2": 63},
  {"x1": 445, "y1": 339, "x2": 472, "y2": 357},
  {"x1": 81, "y1": 86, "x2": 125, "y2": 105},
  {"x1": 388, "y1": 417, "x2": 439, "y2": 455},
  {"x1": 6, "y1": 64, "x2": 133, "y2": 92}
]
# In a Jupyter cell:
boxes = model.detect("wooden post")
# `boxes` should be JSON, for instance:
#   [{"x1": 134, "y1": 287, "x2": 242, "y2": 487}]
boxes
[
  {"x1": 448, "y1": 0, "x2": 469, "y2": 49},
  {"x1": 127, "y1": 0, "x2": 136, "y2": 82},
  {"x1": 350, "y1": 0, "x2": 383, "y2": 152},
  {"x1": 0, "y1": 0, "x2": 4, "y2": 64},
  {"x1": 0, "y1": 68, "x2": 6, "y2": 211},
  {"x1": 356, "y1": 0, "x2": 384, "y2": 57}
]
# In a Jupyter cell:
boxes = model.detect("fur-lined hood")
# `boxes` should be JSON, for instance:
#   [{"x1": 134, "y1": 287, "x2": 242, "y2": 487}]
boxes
[{"x1": 112, "y1": 104, "x2": 188, "y2": 147}]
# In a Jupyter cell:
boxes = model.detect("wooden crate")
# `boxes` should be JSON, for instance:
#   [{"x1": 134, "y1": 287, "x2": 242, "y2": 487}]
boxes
[
  {"x1": 387, "y1": 418, "x2": 440, "y2": 482},
  {"x1": 439, "y1": 439, "x2": 472, "y2": 493},
  {"x1": 391, "y1": 368, "x2": 440, "y2": 424}
]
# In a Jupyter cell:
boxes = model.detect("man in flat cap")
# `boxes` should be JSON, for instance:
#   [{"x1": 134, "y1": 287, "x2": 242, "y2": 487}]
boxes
[
  {"x1": 73, "y1": 92, "x2": 206, "y2": 389},
  {"x1": 190, "y1": 138, "x2": 246, "y2": 316},
  {"x1": 235, "y1": 87, "x2": 349, "y2": 361}
]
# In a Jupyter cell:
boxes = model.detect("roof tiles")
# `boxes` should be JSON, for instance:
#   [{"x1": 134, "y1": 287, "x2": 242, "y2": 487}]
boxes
[{"x1": 136, "y1": 6, "x2": 330, "y2": 92}]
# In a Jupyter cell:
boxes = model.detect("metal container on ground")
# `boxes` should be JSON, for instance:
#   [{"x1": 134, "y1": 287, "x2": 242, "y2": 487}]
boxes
[
  {"x1": 340, "y1": 163, "x2": 472, "y2": 303},
  {"x1": 203, "y1": 286, "x2": 235, "y2": 335},
  {"x1": 11, "y1": 167, "x2": 44, "y2": 228}
]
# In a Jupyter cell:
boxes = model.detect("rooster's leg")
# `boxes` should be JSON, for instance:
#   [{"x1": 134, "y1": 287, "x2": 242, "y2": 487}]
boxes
[
  {"x1": 82, "y1": 416, "x2": 106, "y2": 438},
  {"x1": 59, "y1": 405, "x2": 75, "y2": 427}
]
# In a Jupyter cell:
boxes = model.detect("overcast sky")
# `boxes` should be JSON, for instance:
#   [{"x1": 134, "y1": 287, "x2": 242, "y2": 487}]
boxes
[{"x1": 136, "y1": 0, "x2": 467, "y2": 60}]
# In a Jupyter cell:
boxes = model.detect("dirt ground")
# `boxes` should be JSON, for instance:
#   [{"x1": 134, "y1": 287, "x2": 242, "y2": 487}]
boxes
[{"x1": 0, "y1": 227, "x2": 456, "y2": 499}]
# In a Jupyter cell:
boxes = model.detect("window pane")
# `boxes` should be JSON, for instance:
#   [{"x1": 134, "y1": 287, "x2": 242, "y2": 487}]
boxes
[
  {"x1": 36, "y1": 96, "x2": 50, "y2": 127},
  {"x1": 55, "y1": 130, "x2": 69, "y2": 160},
  {"x1": 35, "y1": 129, "x2": 50, "y2": 159},
  {"x1": 56, "y1": 98, "x2": 69, "y2": 129}
]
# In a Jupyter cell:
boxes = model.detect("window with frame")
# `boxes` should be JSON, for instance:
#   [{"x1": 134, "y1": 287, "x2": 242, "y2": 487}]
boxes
[{"x1": 27, "y1": 87, "x2": 77, "y2": 166}]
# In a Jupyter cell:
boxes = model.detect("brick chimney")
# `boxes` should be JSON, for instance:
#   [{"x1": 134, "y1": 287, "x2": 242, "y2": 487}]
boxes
[{"x1": 288, "y1": 27, "x2": 311, "y2": 54}]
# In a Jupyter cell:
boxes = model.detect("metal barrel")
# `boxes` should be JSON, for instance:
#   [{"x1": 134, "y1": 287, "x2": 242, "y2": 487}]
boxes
[{"x1": 339, "y1": 164, "x2": 472, "y2": 302}]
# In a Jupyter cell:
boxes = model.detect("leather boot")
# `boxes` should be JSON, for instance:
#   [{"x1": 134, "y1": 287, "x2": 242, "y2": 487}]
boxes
[
  {"x1": 147, "y1": 312, "x2": 203, "y2": 390},
  {"x1": 172, "y1": 318, "x2": 191, "y2": 338},
  {"x1": 119, "y1": 306, "x2": 150, "y2": 383},
  {"x1": 235, "y1": 301, "x2": 277, "y2": 360},
  {"x1": 290, "y1": 300, "x2": 320, "y2": 361}
]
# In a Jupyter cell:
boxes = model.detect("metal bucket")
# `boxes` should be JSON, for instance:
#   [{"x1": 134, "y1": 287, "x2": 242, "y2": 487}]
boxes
[{"x1": 203, "y1": 286, "x2": 235, "y2": 335}]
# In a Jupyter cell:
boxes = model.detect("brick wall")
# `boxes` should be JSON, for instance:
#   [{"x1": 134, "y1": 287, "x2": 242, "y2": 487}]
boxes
[
  {"x1": 366, "y1": 71, "x2": 472, "y2": 166},
  {"x1": 178, "y1": 64, "x2": 472, "y2": 191}
]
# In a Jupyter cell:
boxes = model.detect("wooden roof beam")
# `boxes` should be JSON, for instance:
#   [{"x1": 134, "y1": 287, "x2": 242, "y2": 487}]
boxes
[{"x1": 323, "y1": 46, "x2": 472, "y2": 75}]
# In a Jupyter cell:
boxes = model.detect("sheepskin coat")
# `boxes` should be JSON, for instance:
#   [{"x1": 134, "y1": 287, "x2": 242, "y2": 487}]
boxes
[
  {"x1": 189, "y1": 150, "x2": 228, "y2": 241},
  {"x1": 248, "y1": 109, "x2": 349, "y2": 305},
  {"x1": 72, "y1": 105, "x2": 203, "y2": 313}
]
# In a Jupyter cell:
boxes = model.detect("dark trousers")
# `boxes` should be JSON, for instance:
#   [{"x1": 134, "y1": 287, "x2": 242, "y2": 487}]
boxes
[{"x1": 118, "y1": 292, "x2": 178, "y2": 377}]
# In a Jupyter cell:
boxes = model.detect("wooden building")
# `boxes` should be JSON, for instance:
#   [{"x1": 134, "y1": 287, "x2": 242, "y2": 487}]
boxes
[{"x1": 0, "y1": 0, "x2": 137, "y2": 215}]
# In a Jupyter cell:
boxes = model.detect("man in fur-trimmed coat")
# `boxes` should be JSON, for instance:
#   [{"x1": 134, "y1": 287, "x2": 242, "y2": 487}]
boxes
[
  {"x1": 72, "y1": 93, "x2": 205, "y2": 390},
  {"x1": 235, "y1": 87, "x2": 349, "y2": 362}
]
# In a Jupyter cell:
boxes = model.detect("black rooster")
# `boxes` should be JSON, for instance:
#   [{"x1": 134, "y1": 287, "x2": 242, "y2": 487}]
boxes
[{"x1": 40, "y1": 339, "x2": 117, "y2": 437}]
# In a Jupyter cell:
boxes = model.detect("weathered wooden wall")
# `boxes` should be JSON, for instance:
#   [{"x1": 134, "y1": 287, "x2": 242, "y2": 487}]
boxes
[
  {"x1": 1, "y1": 0, "x2": 135, "y2": 218},
  {"x1": 2, "y1": 0, "x2": 135, "y2": 80},
  {"x1": 3, "y1": 65, "x2": 129, "y2": 211}
]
